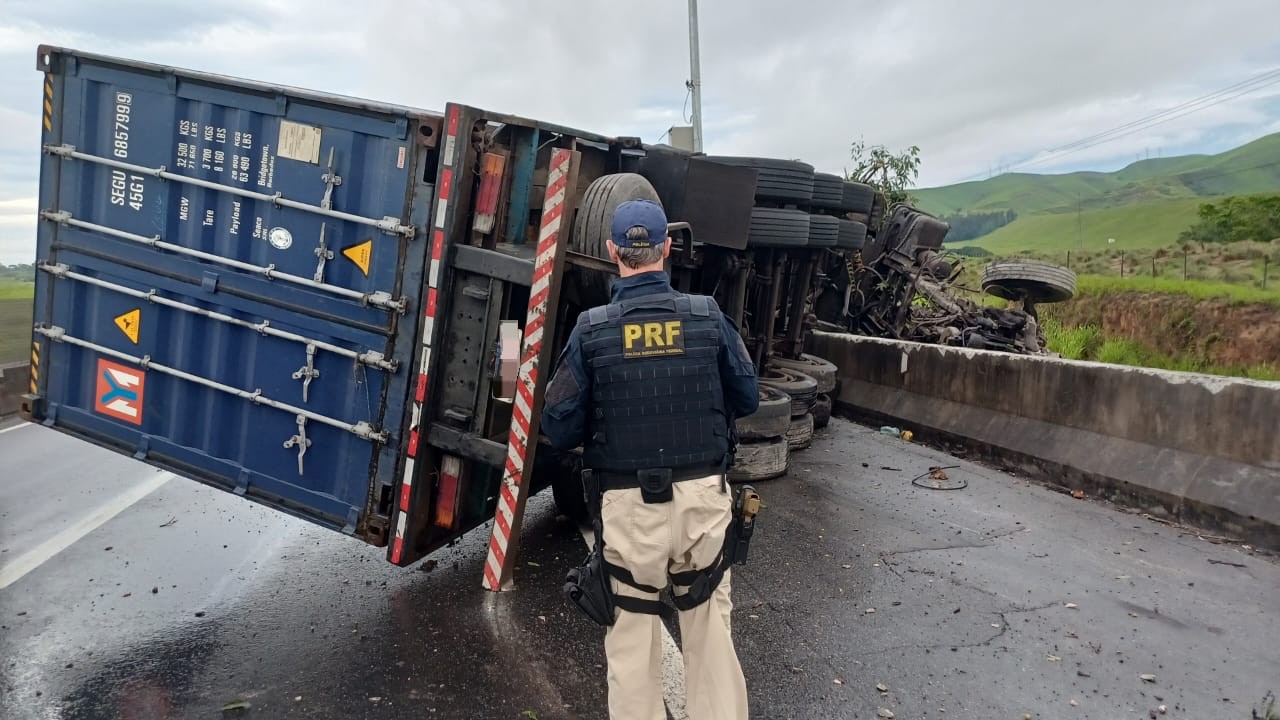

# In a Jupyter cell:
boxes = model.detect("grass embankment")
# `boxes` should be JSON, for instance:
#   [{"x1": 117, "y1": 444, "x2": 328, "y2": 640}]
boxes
[
  {"x1": 0, "y1": 279, "x2": 35, "y2": 365},
  {"x1": 1040, "y1": 319, "x2": 1280, "y2": 380},
  {"x1": 1038, "y1": 275, "x2": 1280, "y2": 380}
]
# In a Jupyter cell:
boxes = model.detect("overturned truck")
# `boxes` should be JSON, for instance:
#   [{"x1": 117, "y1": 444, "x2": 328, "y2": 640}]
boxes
[
  {"x1": 23, "y1": 47, "x2": 1070, "y2": 586},
  {"x1": 23, "y1": 47, "x2": 871, "y2": 586}
]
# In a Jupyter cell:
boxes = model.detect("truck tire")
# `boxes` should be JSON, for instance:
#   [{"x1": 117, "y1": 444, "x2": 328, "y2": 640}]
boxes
[
  {"x1": 786, "y1": 412, "x2": 814, "y2": 451},
  {"x1": 571, "y1": 173, "x2": 661, "y2": 300},
  {"x1": 807, "y1": 214, "x2": 840, "y2": 247},
  {"x1": 769, "y1": 353, "x2": 837, "y2": 393},
  {"x1": 868, "y1": 192, "x2": 885, "y2": 232},
  {"x1": 835, "y1": 219, "x2": 867, "y2": 250},
  {"x1": 982, "y1": 260, "x2": 1077, "y2": 304},
  {"x1": 841, "y1": 181, "x2": 875, "y2": 214},
  {"x1": 729, "y1": 437, "x2": 789, "y2": 483},
  {"x1": 811, "y1": 173, "x2": 845, "y2": 209},
  {"x1": 812, "y1": 393, "x2": 833, "y2": 429},
  {"x1": 758, "y1": 367, "x2": 818, "y2": 415},
  {"x1": 704, "y1": 156, "x2": 815, "y2": 202},
  {"x1": 747, "y1": 207, "x2": 810, "y2": 247},
  {"x1": 735, "y1": 386, "x2": 792, "y2": 441}
]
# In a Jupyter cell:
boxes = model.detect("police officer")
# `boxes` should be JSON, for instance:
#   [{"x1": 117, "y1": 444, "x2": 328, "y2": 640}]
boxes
[{"x1": 543, "y1": 198, "x2": 759, "y2": 720}]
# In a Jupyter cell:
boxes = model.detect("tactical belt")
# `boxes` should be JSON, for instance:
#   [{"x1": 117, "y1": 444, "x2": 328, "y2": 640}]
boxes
[{"x1": 596, "y1": 463, "x2": 723, "y2": 492}]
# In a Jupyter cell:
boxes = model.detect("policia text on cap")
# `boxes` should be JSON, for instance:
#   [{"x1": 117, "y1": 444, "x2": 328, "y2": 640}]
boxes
[{"x1": 544, "y1": 199, "x2": 760, "y2": 720}]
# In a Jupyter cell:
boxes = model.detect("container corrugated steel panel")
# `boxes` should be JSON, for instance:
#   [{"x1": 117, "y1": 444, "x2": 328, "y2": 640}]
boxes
[{"x1": 28, "y1": 47, "x2": 441, "y2": 541}]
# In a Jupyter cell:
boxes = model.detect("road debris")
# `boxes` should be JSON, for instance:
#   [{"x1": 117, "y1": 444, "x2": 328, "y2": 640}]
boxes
[
  {"x1": 876, "y1": 683, "x2": 889, "y2": 693},
  {"x1": 1064, "y1": 603, "x2": 1078, "y2": 609},
  {"x1": 877, "y1": 709, "x2": 895, "y2": 719},
  {"x1": 1207, "y1": 558, "x2": 1247, "y2": 568},
  {"x1": 1070, "y1": 699, "x2": 1079, "y2": 707},
  {"x1": 912, "y1": 465, "x2": 966, "y2": 490},
  {"x1": 159, "y1": 517, "x2": 177, "y2": 528},
  {"x1": 1071, "y1": 490, "x2": 1085, "y2": 499},
  {"x1": 1140, "y1": 674, "x2": 1157, "y2": 683},
  {"x1": 1046, "y1": 654, "x2": 1062, "y2": 662},
  {"x1": 865, "y1": 608, "x2": 876, "y2": 614},
  {"x1": 833, "y1": 678, "x2": 844, "y2": 685}
]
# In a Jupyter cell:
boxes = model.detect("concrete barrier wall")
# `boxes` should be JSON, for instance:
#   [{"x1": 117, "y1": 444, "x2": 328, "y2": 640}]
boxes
[
  {"x1": 809, "y1": 332, "x2": 1280, "y2": 549},
  {"x1": 0, "y1": 362, "x2": 30, "y2": 418}
]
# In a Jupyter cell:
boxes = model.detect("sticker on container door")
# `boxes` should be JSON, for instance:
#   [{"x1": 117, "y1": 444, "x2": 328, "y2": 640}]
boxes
[
  {"x1": 94, "y1": 359, "x2": 146, "y2": 425},
  {"x1": 342, "y1": 239, "x2": 373, "y2": 276},
  {"x1": 278, "y1": 120, "x2": 322, "y2": 164},
  {"x1": 113, "y1": 308, "x2": 141, "y2": 344}
]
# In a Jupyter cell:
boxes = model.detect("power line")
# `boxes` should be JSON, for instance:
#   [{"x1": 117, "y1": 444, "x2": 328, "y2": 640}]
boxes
[
  {"x1": 1009, "y1": 73, "x2": 1280, "y2": 173},
  {"x1": 964, "y1": 67, "x2": 1280, "y2": 181},
  {"x1": 1042, "y1": 68, "x2": 1280, "y2": 156}
]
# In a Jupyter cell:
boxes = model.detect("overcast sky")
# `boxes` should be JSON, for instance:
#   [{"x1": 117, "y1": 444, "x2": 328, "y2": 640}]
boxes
[{"x1": 1, "y1": 0, "x2": 1278, "y2": 263}]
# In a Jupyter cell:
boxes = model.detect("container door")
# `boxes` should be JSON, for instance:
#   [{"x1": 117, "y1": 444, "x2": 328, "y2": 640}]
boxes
[{"x1": 26, "y1": 49, "x2": 434, "y2": 543}]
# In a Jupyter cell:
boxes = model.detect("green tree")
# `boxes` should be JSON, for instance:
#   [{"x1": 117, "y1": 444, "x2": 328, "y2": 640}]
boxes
[
  {"x1": 847, "y1": 139, "x2": 921, "y2": 206},
  {"x1": 1179, "y1": 194, "x2": 1280, "y2": 244}
]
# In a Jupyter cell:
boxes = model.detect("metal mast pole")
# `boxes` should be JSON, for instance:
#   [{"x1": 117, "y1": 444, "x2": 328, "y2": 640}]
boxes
[{"x1": 688, "y1": 0, "x2": 704, "y2": 153}]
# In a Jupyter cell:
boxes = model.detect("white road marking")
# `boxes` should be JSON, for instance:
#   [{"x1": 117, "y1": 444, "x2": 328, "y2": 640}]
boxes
[
  {"x1": 0, "y1": 472, "x2": 173, "y2": 591},
  {"x1": 0, "y1": 422, "x2": 33, "y2": 436},
  {"x1": 578, "y1": 526, "x2": 689, "y2": 720}
]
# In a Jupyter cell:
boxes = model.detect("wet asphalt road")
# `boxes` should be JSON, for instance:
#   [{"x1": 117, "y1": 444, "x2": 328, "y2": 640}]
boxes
[{"x1": 1, "y1": 415, "x2": 1277, "y2": 720}]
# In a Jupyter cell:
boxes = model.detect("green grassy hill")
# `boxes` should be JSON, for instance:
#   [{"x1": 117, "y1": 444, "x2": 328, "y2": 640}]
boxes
[
  {"x1": 915, "y1": 133, "x2": 1280, "y2": 250},
  {"x1": 946, "y1": 197, "x2": 1205, "y2": 254}
]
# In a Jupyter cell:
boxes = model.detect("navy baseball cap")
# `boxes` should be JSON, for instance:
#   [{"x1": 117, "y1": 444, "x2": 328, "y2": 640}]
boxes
[{"x1": 610, "y1": 199, "x2": 669, "y2": 248}]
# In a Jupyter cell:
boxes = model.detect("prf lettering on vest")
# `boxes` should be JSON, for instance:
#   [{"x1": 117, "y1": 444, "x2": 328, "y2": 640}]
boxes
[{"x1": 621, "y1": 320, "x2": 686, "y2": 359}]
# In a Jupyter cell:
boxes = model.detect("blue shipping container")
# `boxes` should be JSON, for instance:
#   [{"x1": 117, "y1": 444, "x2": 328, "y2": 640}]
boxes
[{"x1": 27, "y1": 47, "x2": 442, "y2": 543}]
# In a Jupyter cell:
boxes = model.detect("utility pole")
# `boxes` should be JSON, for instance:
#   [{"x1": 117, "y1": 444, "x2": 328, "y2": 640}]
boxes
[{"x1": 687, "y1": 0, "x2": 704, "y2": 153}]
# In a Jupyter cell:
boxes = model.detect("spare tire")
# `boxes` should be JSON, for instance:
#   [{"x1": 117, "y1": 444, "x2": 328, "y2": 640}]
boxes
[
  {"x1": 729, "y1": 436, "x2": 789, "y2": 483},
  {"x1": 758, "y1": 367, "x2": 818, "y2": 415},
  {"x1": 747, "y1": 207, "x2": 810, "y2": 248},
  {"x1": 841, "y1": 181, "x2": 875, "y2": 214},
  {"x1": 571, "y1": 173, "x2": 661, "y2": 300},
  {"x1": 704, "y1": 156, "x2": 815, "y2": 203},
  {"x1": 812, "y1": 393, "x2": 833, "y2": 429},
  {"x1": 786, "y1": 412, "x2": 814, "y2": 451},
  {"x1": 835, "y1": 219, "x2": 867, "y2": 250},
  {"x1": 807, "y1": 214, "x2": 840, "y2": 248},
  {"x1": 769, "y1": 353, "x2": 837, "y2": 393},
  {"x1": 982, "y1": 260, "x2": 1077, "y2": 304},
  {"x1": 811, "y1": 173, "x2": 845, "y2": 209},
  {"x1": 735, "y1": 386, "x2": 791, "y2": 441}
]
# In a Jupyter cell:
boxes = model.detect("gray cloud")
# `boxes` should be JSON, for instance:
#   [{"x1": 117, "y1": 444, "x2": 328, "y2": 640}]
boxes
[{"x1": 1, "y1": 0, "x2": 1278, "y2": 263}]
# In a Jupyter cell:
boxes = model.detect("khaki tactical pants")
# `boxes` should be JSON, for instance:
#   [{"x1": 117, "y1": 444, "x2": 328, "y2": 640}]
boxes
[{"x1": 599, "y1": 473, "x2": 748, "y2": 720}]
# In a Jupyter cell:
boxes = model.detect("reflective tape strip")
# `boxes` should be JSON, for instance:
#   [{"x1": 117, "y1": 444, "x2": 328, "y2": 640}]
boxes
[
  {"x1": 392, "y1": 105, "x2": 466, "y2": 564},
  {"x1": 483, "y1": 147, "x2": 571, "y2": 591}
]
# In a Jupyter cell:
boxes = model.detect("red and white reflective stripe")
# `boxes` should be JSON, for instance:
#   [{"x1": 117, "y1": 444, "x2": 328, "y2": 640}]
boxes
[
  {"x1": 483, "y1": 147, "x2": 572, "y2": 590},
  {"x1": 391, "y1": 105, "x2": 461, "y2": 565}
]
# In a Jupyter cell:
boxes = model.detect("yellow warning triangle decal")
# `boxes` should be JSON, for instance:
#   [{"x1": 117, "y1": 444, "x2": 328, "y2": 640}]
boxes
[
  {"x1": 114, "y1": 308, "x2": 141, "y2": 344},
  {"x1": 342, "y1": 240, "x2": 373, "y2": 276}
]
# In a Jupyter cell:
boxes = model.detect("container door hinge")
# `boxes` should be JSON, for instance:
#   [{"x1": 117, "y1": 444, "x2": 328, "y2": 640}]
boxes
[
  {"x1": 291, "y1": 343, "x2": 320, "y2": 402},
  {"x1": 283, "y1": 414, "x2": 311, "y2": 475}
]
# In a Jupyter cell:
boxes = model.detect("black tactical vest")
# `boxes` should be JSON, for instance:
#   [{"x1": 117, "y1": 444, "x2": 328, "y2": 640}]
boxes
[{"x1": 578, "y1": 291, "x2": 730, "y2": 474}]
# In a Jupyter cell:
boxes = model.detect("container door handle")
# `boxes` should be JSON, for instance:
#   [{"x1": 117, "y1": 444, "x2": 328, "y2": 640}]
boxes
[{"x1": 283, "y1": 414, "x2": 311, "y2": 475}]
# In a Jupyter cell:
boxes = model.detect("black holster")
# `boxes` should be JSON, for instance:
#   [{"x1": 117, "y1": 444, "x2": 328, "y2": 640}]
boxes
[{"x1": 563, "y1": 470, "x2": 616, "y2": 626}]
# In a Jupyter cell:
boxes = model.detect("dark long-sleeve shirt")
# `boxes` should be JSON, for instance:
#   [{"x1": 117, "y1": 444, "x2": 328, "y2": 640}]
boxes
[{"x1": 541, "y1": 272, "x2": 759, "y2": 451}]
